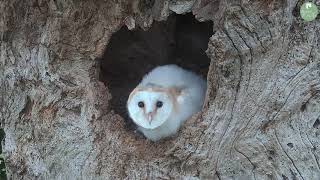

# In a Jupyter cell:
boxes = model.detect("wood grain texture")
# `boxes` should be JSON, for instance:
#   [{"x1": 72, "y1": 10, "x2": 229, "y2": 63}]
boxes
[{"x1": 0, "y1": 0, "x2": 319, "y2": 179}]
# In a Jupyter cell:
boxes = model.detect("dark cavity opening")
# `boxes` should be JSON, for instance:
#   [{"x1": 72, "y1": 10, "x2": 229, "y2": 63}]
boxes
[{"x1": 99, "y1": 13, "x2": 213, "y2": 129}]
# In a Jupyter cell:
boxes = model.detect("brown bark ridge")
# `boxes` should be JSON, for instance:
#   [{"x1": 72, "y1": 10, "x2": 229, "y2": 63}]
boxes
[{"x1": 1, "y1": 0, "x2": 319, "y2": 179}]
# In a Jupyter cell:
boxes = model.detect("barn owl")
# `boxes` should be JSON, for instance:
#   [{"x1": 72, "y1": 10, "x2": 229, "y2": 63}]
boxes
[{"x1": 127, "y1": 64, "x2": 207, "y2": 141}]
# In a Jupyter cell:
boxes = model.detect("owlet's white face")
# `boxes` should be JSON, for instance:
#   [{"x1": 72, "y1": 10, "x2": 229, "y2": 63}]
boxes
[{"x1": 127, "y1": 90, "x2": 173, "y2": 129}]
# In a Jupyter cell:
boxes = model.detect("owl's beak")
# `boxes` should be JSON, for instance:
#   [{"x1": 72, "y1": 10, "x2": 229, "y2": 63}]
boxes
[{"x1": 147, "y1": 113, "x2": 153, "y2": 124}]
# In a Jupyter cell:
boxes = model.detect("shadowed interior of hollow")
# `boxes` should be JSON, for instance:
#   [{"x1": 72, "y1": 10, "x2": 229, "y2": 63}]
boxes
[{"x1": 99, "y1": 13, "x2": 213, "y2": 130}]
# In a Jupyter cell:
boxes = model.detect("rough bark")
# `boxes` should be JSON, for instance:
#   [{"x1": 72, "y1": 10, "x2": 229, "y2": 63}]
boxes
[{"x1": 0, "y1": 0, "x2": 319, "y2": 179}]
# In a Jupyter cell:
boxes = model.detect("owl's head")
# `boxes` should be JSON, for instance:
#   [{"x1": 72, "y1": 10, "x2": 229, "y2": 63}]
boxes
[{"x1": 127, "y1": 87, "x2": 177, "y2": 129}]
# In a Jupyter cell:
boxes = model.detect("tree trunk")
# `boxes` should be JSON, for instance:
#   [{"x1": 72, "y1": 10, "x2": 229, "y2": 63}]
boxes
[{"x1": 1, "y1": 0, "x2": 319, "y2": 179}]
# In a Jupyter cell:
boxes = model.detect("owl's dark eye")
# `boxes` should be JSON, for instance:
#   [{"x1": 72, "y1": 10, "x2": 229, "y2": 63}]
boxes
[
  {"x1": 156, "y1": 101, "x2": 163, "y2": 108},
  {"x1": 138, "y1": 101, "x2": 144, "y2": 108}
]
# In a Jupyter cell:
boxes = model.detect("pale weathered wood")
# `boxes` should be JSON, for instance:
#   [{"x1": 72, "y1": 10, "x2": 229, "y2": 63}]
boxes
[{"x1": 0, "y1": 0, "x2": 319, "y2": 179}]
